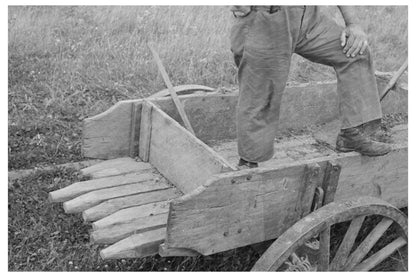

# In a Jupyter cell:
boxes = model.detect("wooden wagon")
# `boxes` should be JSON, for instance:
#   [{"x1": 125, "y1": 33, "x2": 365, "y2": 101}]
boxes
[{"x1": 49, "y1": 73, "x2": 408, "y2": 271}]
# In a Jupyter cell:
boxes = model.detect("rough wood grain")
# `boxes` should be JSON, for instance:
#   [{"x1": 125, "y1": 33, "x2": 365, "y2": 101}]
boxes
[
  {"x1": 148, "y1": 103, "x2": 235, "y2": 194},
  {"x1": 63, "y1": 179, "x2": 170, "y2": 214},
  {"x1": 166, "y1": 162, "x2": 325, "y2": 255},
  {"x1": 92, "y1": 200, "x2": 170, "y2": 230},
  {"x1": 81, "y1": 157, "x2": 152, "y2": 179},
  {"x1": 91, "y1": 213, "x2": 168, "y2": 244},
  {"x1": 100, "y1": 227, "x2": 166, "y2": 260},
  {"x1": 138, "y1": 101, "x2": 153, "y2": 162},
  {"x1": 158, "y1": 243, "x2": 200, "y2": 257},
  {"x1": 82, "y1": 100, "x2": 141, "y2": 159},
  {"x1": 49, "y1": 171, "x2": 161, "y2": 203},
  {"x1": 318, "y1": 227, "x2": 330, "y2": 271},
  {"x1": 82, "y1": 188, "x2": 180, "y2": 222}
]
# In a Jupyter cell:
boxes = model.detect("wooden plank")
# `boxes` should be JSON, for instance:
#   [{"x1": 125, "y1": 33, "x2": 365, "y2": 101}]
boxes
[
  {"x1": 148, "y1": 103, "x2": 235, "y2": 194},
  {"x1": 49, "y1": 171, "x2": 162, "y2": 203},
  {"x1": 100, "y1": 228, "x2": 166, "y2": 260},
  {"x1": 91, "y1": 213, "x2": 168, "y2": 244},
  {"x1": 63, "y1": 179, "x2": 170, "y2": 214},
  {"x1": 318, "y1": 227, "x2": 330, "y2": 271},
  {"x1": 92, "y1": 200, "x2": 170, "y2": 230},
  {"x1": 82, "y1": 188, "x2": 180, "y2": 222},
  {"x1": 82, "y1": 100, "x2": 142, "y2": 159},
  {"x1": 129, "y1": 101, "x2": 142, "y2": 157},
  {"x1": 138, "y1": 101, "x2": 153, "y2": 162},
  {"x1": 158, "y1": 243, "x2": 200, "y2": 257},
  {"x1": 165, "y1": 162, "x2": 325, "y2": 255},
  {"x1": 81, "y1": 157, "x2": 152, "y2": 179},
  {"x1": 148, "y1": 84, "x2": 214, "y2": 99}
]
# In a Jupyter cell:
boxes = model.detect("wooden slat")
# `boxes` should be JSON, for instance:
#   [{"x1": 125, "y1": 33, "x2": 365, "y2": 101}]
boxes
[
  {"x1": 92, "y1": 200, "x2": 170, "y2": 230},
  {"x1": 100, "y1": 228, "x2": 166, "y2": 260},
  {"x1": 138, "y1": 101, "x2": 153, "y2": 162},
  {"x1": 165, "y1": 162, "x2": 325, "y2": 255},
  {"x1": 82, "y1": 188, "x2": 180, "y2": 222},
  {"x1": 129, "y1": 101, "x2": 142, "y2": 157},
  {"x1": 148, "y1": 103, "x2": 235, "y2": 194},
  {"x1": 49, "y1": 171, "x2": 160, "y2": 203},
  {"x1": 330, "y1": 215, "x2": 366, "y2": 271},
  {"x1": 82, "y1": 100, "x2": 141, "y2": 159},
  {"x1": 81, "y1": 157, "x2": 152, "y2": 179},
  {"x1": 91, "y1": 213, "x2": 168, "y2": 244},
  {"x1": 343, "y1": 218, "x2": 394, "y2": 271},
  {"x1": 352, "y1": 237, "x2": 407, "y2": 271},
  {"x1": 63, "y1": 179, "x2": 170, "y2": 214}
]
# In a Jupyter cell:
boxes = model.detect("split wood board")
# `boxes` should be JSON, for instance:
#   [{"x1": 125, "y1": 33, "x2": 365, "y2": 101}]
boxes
[
  {"x1": 165, "y1": 162, "x2": 326, "y2": 255},
  {"x1": 147, "y1": 103, "x2": 235, "y2": 194},
  {"x1": 83, "y1": 100, "x2": 142, "y2": 159},
  {"x1": 165, "y1": 134, "x2": 407, "y2": 255},
  {"x1": 80, "y1": 157, "x2": 152, "y2": 179}
]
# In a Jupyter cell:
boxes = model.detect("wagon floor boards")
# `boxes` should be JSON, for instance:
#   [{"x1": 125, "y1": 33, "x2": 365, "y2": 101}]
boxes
[{"x1": 49, "y1": 157, "x2": 183, "y2": 260}]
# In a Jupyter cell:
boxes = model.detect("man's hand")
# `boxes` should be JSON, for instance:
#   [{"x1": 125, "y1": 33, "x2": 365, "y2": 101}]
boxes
[{"x1": 340, "y1": 24, "x2": 369, "y2": 58}]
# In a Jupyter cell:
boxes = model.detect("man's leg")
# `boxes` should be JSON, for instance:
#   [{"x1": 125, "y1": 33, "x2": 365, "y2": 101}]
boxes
[
  {"x1": 295, "y1": 7, "x2": 390, "y2": 156},
  {"x1": 231, "y1": 8, "x2": 301, "y2": 164}
]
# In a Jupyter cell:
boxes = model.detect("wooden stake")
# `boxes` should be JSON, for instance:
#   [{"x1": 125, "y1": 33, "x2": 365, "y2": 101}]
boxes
[
  {"x1": 147, "y1": 42, "x2": 195, "y2": 135},
  {"x1": 380, "y1": 59, "x2": 408, "y2": 101}
]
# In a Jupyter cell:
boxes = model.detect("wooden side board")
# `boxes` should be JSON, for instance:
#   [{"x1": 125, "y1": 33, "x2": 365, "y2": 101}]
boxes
[
  {"x1": 165, "y1": 139, "x2": 407, "y2": 256},
  {"x1": 82, "y1": 73, "x2": 407, "y2": 159},
  {"x1": 152, "y1": 74, "x2": 408, "y2": 144},
  {"x1": 165, "y1": 163, "x2": 326, "y2": 255},
  {"x1": 147, "y1": 103, "x2": 236, "y2": 194},
  {"x1": 83, "y1": 100, "x2": 142, "y2": 159}
]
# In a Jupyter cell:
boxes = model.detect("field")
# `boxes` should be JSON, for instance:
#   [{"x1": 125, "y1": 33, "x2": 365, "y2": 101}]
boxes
[{"x1": 8, "y1": 6, "x2": 408, "y2": 271}]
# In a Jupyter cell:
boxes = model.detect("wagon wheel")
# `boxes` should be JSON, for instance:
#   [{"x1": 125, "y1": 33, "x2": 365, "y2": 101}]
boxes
[{"x1": 252, "y1": 196, "x2": 407, "y2": 271}]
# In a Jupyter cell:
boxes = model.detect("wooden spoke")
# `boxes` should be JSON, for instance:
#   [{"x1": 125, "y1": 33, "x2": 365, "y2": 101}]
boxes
[
  {"x1": 318, "y1": 227, "x2": 330, "y2": 271},
  {"x1": 352, "y1": 237, "x2": 407, "y2": 271},
  {"x1": 343, "y1": 218, "x2": 393, "y2": 271},
  {"x1": 330, "y1": 215, "x2": 366, "y2": 271}
]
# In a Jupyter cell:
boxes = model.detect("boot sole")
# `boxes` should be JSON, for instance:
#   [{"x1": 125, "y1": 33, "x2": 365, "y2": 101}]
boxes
[{"x1": 336, "y1": 146, "x2": 391, "y2": 157}]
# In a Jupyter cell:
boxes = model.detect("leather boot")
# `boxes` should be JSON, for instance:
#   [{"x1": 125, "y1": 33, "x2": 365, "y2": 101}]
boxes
[
  {"x1": 336, "y1": 126, "x2": 392, "y2": 156},
  {"x1": 237, "y1": 158, "x2": 258, "y2": 170}
]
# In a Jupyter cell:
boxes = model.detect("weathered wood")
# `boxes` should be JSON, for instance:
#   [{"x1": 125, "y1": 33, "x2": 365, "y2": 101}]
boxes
[
  {"x1": 148, "y1": 104, "x2": 235, "y2": 194},
  {"x1": 352, "y1": 237, "x2": 407, "y2": 271},
  {"x1": 318, "y1": 227, "x2": 330, "y2": 271},
  {"x1": 379, "y1": 60, "x2": 408, "y2": 101},
  {"x1": 91, "y1": 213, "x2": 168, "y2": 244},
  {"x1": 321, "y1": 161, "x2": 341, "y2": 205},
  {"x1": 49, "y1": 171, "x2": 161, "y2": 203},
  {"x1": 100, "y1": 228, "x2": 166, "y2": 260},
  {"x1": 129, "y1": 101, "x2": 142, "y2": 157},
  {"x1": 343, "y1": 218, "x2": 394, "y2": 271},
  {"x1": 251, "y1": 197, "x2": 407, "y2": 271},
  {"x1": 148, "y1": 84, "x2": 214, "y2": 99},
  {"x1": 148, "y1": 43, "x2": 195, "y2": 135},
  {"x1": 81, "y1": 157, "x2": 152, "y2": 179},
  {"x1": 63, "y1": 179, "x2": 170, "y2": 214},
  {"x1": 82, "y1": 188, "x2": 180, "y2": 222},
  {"x1": 138, "y1": 101, "x2": 153, "y2": 162},
  {"x1": 166, "y1": 162, "x2": 325, "y2": 255},
  {"x1": 295, "y1": 164, "x2": 322, "y2": 219},
  {"x1": 158, "y1": 243, "x2": 200, "y2": 257},
  {"x1": 92, "y1": 200, "x2": 170, "y2": 230},
  {"x1": 213, "y1": 125, "x2": 408, "y2": 209},
  {"x1": 330, "y1": 215, "x2": 366, "y2": 271},
  {"x1": 82, "y1": 100, "x2": 142, "y2": 159}
]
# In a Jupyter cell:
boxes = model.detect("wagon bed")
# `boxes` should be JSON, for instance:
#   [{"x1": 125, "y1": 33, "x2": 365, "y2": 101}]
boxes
[{"x1": 49, "y1": 73, "x2": 408, "y2": 267}]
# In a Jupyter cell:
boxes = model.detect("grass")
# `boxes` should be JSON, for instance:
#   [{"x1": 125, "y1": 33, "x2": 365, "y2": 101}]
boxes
[{"x1": 8, "y1": 5, "x2": 408, "y2": 271}]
